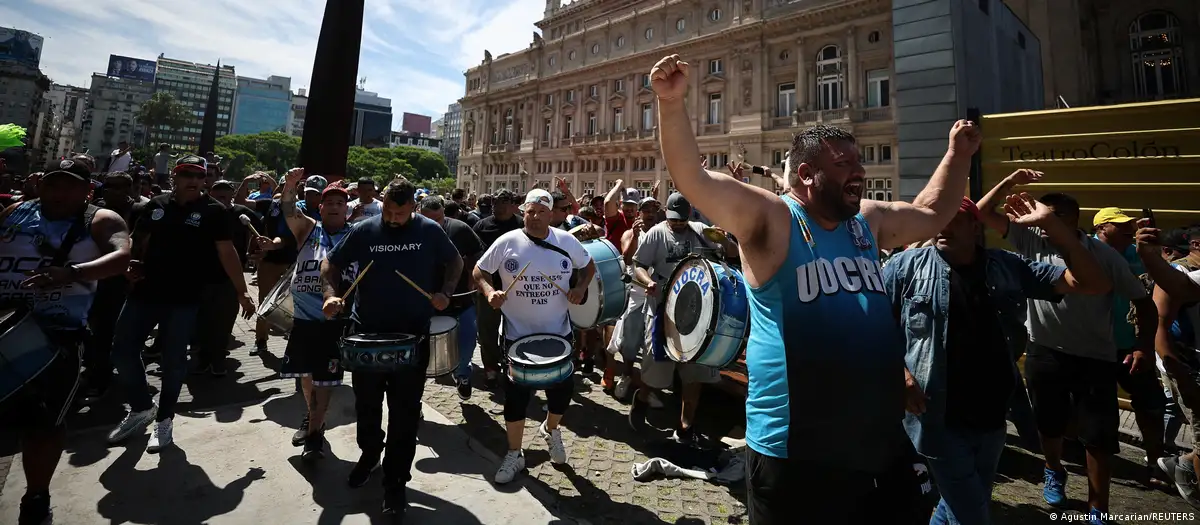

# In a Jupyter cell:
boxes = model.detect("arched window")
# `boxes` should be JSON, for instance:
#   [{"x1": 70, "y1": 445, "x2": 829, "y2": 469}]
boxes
[
  {"x1": 815, "y1": 45, "x2": 843, "y2": 110},
  {"x1": 1129, "y1": 11, "x2": 1186, "y2": 99}
]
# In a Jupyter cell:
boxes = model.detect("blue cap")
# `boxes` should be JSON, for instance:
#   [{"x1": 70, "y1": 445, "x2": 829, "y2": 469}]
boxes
[{"x1": 304, "y1": 175, "x2": 328, "y2": 193}]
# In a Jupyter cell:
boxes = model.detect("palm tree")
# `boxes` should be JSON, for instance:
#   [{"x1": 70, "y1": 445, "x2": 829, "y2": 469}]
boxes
[{"x1": 134, "y1": 92, "x2": 191, "y2": 147}]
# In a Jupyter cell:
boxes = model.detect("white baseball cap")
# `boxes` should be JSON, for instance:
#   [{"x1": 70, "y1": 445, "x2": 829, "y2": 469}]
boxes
[{"x1": 522, "y1": 188, "x2": 554, "y2": 211}]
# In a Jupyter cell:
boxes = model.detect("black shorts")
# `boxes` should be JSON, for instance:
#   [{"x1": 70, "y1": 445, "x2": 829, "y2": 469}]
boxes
[
  {"x1": 3, "y1": 341, "x2": 83, "y2": 431},
  {"x1": 281, "y1": 319, "x2": 346, "y2": 386},
  {"x1": 1024, "y1": 343, "x2": 1120, "y2": 454},
  {"x1": 1115, "y1": 348, "x2": 1167, "y2": 413}
]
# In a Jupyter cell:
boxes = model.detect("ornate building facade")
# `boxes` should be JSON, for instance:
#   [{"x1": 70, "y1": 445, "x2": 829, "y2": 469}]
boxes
[{"x1": 457, "y1": 0, "x2": 898, "y2": 201}]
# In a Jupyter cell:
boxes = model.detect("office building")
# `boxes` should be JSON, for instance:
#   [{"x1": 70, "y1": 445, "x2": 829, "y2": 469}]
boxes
[
  {"x1": 78, "y1": 73, "x2": 154, "y2": 160},
  {"x1": 151, "y1": 56, "x2": 236, "y2": 151},
  {"x1": 401, "y1": 112, "x2": 432, "y2": 136},
  {"x1": 42, "y1": 84, "x2": 89, "y2": 160},
  {"x1": 431, "y1": 117, "x2": 443, "y2": 140},
  {"x1": 232, "y1": 75, "x2": 293, "y2": 135},
  {"x1": 0, "y1": 27, "x2": 48, "y2": 172},
  {"x1": 390, "y1": 131, "x2": 441, "y2": 153},
  {"x1": 351, "y1": 89, "x2": 392, "y2": 148},
  {"x1": 441, "y1": 102, "x2": 462, "y2": 177},
  {"x1": 290, "y1": 88, "x2": 307, "y2": 137}
]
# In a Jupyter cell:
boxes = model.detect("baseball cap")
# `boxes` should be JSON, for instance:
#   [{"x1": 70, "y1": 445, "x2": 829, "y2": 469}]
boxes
[
  {"x1": 639, "y1": 196, "x2": 660, "y2": 211},
  {"x1": 622, "y1": 188, "x2": 642, "y2": 205},
  {"x1": 522, "y1": 188, "x2": 554, "y2": 211},
  {"x1": 173, "y1": 154, "x2": 207, "y2": 174},
  {"x1": 210, "y1": 179, "x2": 235, "y2": 190},
  {"x1": 321, "y1": 184, "x2": 349, "y2": 200},
  {"x1": 959, "y1": 197, "x2": 981, "y2": 220},
  {"x1": 665, "y1": 192, "x2": 691, "y2": 220},
  {"x1": 1092, "y1": 207, "x2": 1135, "y2": 227},
  {"x1": 304, "y1": 175, "x2": 329, "y2": 193},
  {"x1": 43, "y1": 158, "x2": 91, "y2": 182},
  {"x1": 493, "y1": 189, "x2": 516, "y2": 203}
]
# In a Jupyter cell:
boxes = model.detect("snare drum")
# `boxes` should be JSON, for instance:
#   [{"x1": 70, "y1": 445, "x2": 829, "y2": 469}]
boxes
[
  {"x1": 426, "y1": 316, "x2": 460, "y2": 377},
  {"x1": 569, "y1": 239, "x2": 628, "y2": 329},
  {"x1": 506, "y1": 334, "x2": 574, "y2": 388},
  {"x1": 256, "y1": 263, "x2": 296, "y2": 332},
  {"x1": 340, "y1": 333, "x2": 421, "y2": 372},
  {"x1": 662, "y1": 256, "x2": 750, "y2": 369},
  {"x1": 0, "y1": 307, "x2": 58, "y2": 404}
]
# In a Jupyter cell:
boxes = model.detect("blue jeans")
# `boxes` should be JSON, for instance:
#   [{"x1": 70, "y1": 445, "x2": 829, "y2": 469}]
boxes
[
  {"x1": 927, "y1": 426, "x2": 1007, "y2": 525},
  {"x1": 111, "y1": 298, "x2": 199, "y2": 421},
  {"x1": 454, "y1": 305, "x2": 478, "y2": 380}
]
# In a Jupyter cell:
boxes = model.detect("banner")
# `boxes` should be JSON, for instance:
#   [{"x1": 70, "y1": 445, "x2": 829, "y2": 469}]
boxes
[
  {"x1": 106, "y1": 55, "x2": 157, "y2": 82},
  {"x1": 0, "y1": 28, "x2": 43, "y2": 67}
]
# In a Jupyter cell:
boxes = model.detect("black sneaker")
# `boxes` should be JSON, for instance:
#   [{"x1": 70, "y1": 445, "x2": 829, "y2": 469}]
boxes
[
  {"x1": 251, "y1": 339, "x2": 267, "y2": 356},
  {"x1": 579, "y1": 356, "x2": 594, "y2": 374},
  {"x1": 381, "y1": 488, "x2": 406, "y2": 517},
  {"x1": 484, "y1": 370, "x2": 499, "y2": 391},
  {"x1": 210, "y1": 360, "x2": 228, "y2": 377},
  {"x1": 629, "y1": 389, "x2": 649, "y2": 432},
  {"x1": 347, "y1": 452, "x2": 380, "y2": 488},
  {"x1": 301, "y1": 431, "x2": 326, "y2": 461},
  {"x1": 18, "y1": 491, "x2": 50, "y2": 525},
  {"x1": 456, "y1": 376, "x2": 472, "y2": 400},
  {"x1": 292, "y1": 414, "x2": 310, "y2": 447},
  {"x1": 673, "y1": 427, "x2": 712, "y2": 449}
]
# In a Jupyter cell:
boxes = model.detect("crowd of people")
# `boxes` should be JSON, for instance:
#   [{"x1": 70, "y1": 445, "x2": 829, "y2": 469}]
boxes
[{"x1": 1, "y1": 52, "x2": 1198, "y2": 525}]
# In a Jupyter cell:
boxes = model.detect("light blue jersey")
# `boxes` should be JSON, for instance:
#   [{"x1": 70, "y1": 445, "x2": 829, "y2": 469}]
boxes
[
  {"x1": 0, "y1": 201, "x2": 102, "y2": 329},
  {"x1": 743, "y1": 196, "x2": 905, "y2": 473},
  {"x1": 291, "y1": 223, "x2": 355, "y2": 322}
]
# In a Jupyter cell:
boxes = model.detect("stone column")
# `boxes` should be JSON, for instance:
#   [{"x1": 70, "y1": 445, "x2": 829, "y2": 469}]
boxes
[
  {"x1": 845, "y1": 26, "x2": 858, "y2": 108},
  {"x1": 796, "y1": 39, "x2": 809, "y2": 112}
]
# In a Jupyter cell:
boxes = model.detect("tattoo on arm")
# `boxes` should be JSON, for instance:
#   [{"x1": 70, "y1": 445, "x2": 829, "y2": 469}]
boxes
[{"x1": 320, "y1": 259, "x2": 342, "y2": 301}]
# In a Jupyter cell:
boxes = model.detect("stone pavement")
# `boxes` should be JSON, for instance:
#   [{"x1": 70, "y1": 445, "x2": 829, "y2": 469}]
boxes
[{"x1": 0, "y1": 391, "x2": 563, "y2": 524}]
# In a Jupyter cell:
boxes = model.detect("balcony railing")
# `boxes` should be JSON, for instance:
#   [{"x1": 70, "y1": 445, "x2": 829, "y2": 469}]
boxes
[
  {"x1": 702, "y1": 123, "x2": 723, "y2": 135},
  {"x1": 854, "y1": 106, "x2": 893, "y2": 122},
  {"x1": 771, "y1": 116, "x2": 792, "y2": 129},
  {"x1": 796, "y1": 109, "x2": 851, "y2": 124}
]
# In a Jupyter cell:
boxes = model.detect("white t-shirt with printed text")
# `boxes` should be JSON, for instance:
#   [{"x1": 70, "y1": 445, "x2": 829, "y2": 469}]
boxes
[
  {"x1": 347, "y1": 198, "x2": 382, "y2": 222},
  {"x1": 477, "y1": 228, "x2": 592, "y2": 339}
]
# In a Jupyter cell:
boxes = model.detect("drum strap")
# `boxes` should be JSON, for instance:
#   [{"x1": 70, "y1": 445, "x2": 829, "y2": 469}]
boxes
[{"x1": 523, "y1": 232, "x2": 580, "y2": 288}]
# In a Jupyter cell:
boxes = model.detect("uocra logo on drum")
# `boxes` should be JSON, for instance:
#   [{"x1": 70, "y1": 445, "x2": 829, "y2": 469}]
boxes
[{"x1": 795, "y1": 256, "x2": 885, "y2": 303}]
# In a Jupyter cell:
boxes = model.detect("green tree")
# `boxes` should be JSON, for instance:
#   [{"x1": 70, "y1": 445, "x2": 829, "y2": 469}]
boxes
[
  {"x1": 215, "y1": 146, "x2": 268, "y2": 181},
  {"x1": 415, "y1": 150, "x2": 450, "y2": 179},
  {"x1": 134, "y1": 92, "x2": 190, "y2": 147},
  {"x1": 215, "y1": 131, "x2": 300, "y2": 175},
  {"x1": 420, "y1": 177, "x2": 457, "y2": 195}
]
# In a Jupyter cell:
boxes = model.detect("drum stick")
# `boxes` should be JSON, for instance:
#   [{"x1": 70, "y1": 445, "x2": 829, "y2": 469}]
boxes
[
  {"x1": 537, "y1": 271, "x2": 570, "y2": 296},
  {"x1": 620, "y1": 273, "x2": 650, "y2": 290},
  {"x1": 504, "y1": 261, "x2": 532, "y2": 294},
  {"x1": 342, "y1": 260, "x2": 373, "y2": 299},
  {"x1": 238, "y1": 214, "x2": 263, "y2": 238},
  {"x1": 394, "y1": 269, "x2": 433, "y2": 300}
]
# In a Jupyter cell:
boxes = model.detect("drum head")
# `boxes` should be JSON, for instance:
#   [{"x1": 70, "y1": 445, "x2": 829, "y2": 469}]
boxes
[
  {"x1": 344, "y1": 333, "x2": 418, "y2": 346},
  {"x1": 664, "y1": 258, "x2": 717, "y2": 362},
  {"x1": 508, "y1": 335, "x2": 572, "y2": 366},
  {"x1": 567, "y1": 276, "x2": 602, "y2": 327},
  {"x1": 430, "y1": 316, "x2": 458, "y2": 335}
]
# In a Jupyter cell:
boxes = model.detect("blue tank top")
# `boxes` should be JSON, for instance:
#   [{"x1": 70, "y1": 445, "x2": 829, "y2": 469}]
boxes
[
  {"x1": 0, "y1": 201, "x2": 102, "y2": 329},
  {"x1": 291, "y1": 223, "x2": 355, "y2": 321},
  {"x1": 744, "y1": 196, "x2": 905, "y2": 472}
]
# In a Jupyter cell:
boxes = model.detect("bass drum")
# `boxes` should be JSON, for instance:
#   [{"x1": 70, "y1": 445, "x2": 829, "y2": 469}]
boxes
[
  {"x1": 0, "y1": 307, "x2": 58, "y2": 404},
  {"x1": 568, "y1": 239, "x2": 628, "y2": 329},
  {"x1": 255, "y1": 264, "x2": 296, "y2": 333},
  {"x1": 662, "y1": 256, "x2": 750, "y2": 369}
]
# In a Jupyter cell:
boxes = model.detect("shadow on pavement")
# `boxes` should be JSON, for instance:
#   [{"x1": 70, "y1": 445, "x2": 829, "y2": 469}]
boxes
[
  {"x1": 411, "y1": 419, "x2": 522, "y2": 495},
  {"x1": 254, "y1": 385, "x2": 357, "y2": 434}
]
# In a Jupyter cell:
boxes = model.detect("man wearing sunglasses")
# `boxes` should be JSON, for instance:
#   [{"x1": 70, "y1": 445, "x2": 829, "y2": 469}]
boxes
[{"x1": 106, "y1": 154, "x2": 256, "y2": 454}]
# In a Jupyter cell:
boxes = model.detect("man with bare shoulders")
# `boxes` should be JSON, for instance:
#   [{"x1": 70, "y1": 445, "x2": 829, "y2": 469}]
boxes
[{"x1": 650, "y1": 54, "x2": 981, "y2": 524}]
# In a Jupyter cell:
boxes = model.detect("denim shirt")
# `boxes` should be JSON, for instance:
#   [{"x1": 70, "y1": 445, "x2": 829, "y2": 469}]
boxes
[{"x1": 884, "y1": 246, "x2": 1065, "y2": 456}]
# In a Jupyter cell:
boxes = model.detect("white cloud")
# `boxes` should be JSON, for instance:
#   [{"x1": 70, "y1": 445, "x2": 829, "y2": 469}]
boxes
[{"x1": 6, "y1": 0, "x2": 546, "y2": 125}]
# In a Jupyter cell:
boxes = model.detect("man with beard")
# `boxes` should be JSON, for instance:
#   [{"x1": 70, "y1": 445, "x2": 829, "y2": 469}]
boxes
[
  {"x1": 651, "y1": 54, "x2": 980, "y2": 524},
  {"x1": 418, "y1": 196, "x2": 484, "y2": 399},
  {"x1": 603, "y1": 196, "x2": 660, "y2": 398},
  {"x1": 1, "y1": 159, "x2": 131, "y2": 525},
  {"x1": 884, "y1": 196, "x2": 1109, "y2": 525},
  {"x1": 473, "y1": 188, "x2": 596, "y2": 484},
  {"x1": 106, "y1": 155, "x2": 256, "y2": 453},
  {"x1": 271, "y1": 167, "x2": 354, "y2": 459},
  {"x1": 471, "y1": 189, "x2": 523, "y2": 389},
  {"x1": 320, "y1": 180, "x2": 461, "y2": 519}
]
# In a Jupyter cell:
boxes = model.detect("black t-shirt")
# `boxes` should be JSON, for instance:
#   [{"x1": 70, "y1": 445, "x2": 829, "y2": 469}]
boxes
[
  {"x1": 472, "y1": 214, "x2": 522, "y2": 251},
  {"x1": 944, "y1": 253, "x2": 1015, "y2": 431},
  {"x1": 328, "y1": 214, "x2": 460, "y2": 333},
  {"x1": 131, "y1": 194, "x2": 234, "y2": 303},
  {"x1": 227, "y1": 203, "x2": 264, "y2": 266},
  {"x1": 253, "y1": 199, "x2": 318, "y2": 266},
  {"x1": 440, "y1": 217, "x2": 483, "y2": 310}
]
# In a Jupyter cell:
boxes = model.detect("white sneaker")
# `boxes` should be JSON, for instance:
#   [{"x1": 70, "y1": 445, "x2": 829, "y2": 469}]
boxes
[
  {"x1": 614, "y1": 375, "x2": 632, "y2": 399},
  {"x1": 540, "y1": 421, "x2": 568, "y2": 465},
  {"x1": 494, "y1": 450, "x2": 525, "y2": 484},
  {"x1": 147, "y1": 419, "x2": 174, "y2": 453},
  {"x1": 107, "y1": 406, "x2": 156, "y2": 444}
]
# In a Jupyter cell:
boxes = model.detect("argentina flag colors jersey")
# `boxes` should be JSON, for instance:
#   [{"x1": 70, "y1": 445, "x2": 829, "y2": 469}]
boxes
[
  {"x1": 291, "y1": 223, "x2": 356, "y2": 321},
  {"x1": 0, "y1": 201, "x2": 101, "y2": 330},
  {"x1": 744, "y1": 196, "x2": 906, "y2": 474}
]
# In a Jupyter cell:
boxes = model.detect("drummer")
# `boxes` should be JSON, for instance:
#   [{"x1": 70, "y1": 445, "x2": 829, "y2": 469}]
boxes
[
  {"x1": 604, "y1": 195, "x2": 661, "y2": 399},
  {"x1": 472, "y1": 188, "x2": 596, "y2": 484},
  {"x1": 268, "y1": 167, "x2": 355, "y2": 459},
  {"x1": 320, "y1": 178, "x2": 461, "y2": 519},
  {"x1": 629, "y1": 192, "x2": 730, "y2": 445}
]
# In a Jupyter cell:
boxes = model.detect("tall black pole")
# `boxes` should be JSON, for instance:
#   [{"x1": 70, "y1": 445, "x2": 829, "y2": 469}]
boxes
[
  {"x1": 300, "y1": 0, "x2": 364, "y2": 182},
  {"x1": 198, "y1": 60, "x2": 221, "y2": 155}
]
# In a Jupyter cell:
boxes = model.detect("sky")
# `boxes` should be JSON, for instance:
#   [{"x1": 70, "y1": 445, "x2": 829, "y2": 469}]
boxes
[{"x1": 4, "y1": 0, "x2": 546, "y2": 128}]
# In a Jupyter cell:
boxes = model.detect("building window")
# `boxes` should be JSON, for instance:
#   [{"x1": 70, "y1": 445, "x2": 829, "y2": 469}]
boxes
[
  {"x1": 709, "y1": 8, "x2": 722, "y2": 22},
  {"x1": 709, "y1": 59, "x2": 723, "y2": 75},
  {"x1": 866, "y1": 70, "x2": 890, "y2": 108},
  {"x1": 880, "y1": 144, "x2": 893, "y2": 163},
  {"x1": 543, "y1": 119, "x2": 551, "y2": 141},
  {"x1": 779, "y1": 49, "x2": 790, "y2": 62},
  {"x1": 777, "y1": 82, "x2": 796, "y2": 117},
  {"x1": 504, "y1": 108, "x2": 514, "y2": 143},
  {"x1": 868, "y1": 31, "x2": 881, "y2": 44},
  {"x1": 614, "y1": 79, "x2": 624, "y2": 92},
  {"x1": 569, "y1": 50, "x2": 577, "y2": 61},
  {"x1": 816, "y1": 45, "x2": 844, "y2": 110},
  {"x1": 587, "y1": 112, "x2": 597, "y2": 135},
  {"x1": 645, "y1": 27, "x2": 654, "y2": 41},
  {"x1": 591, "y1": 43, "x2": 601, "y2": 55},
  {"x1": 566, "y1": 90, "x2": 575, "y2": 102},
  {"x1": 866, "y1": 178, "x2": 893, "y2": 201},
  {"x1": 862, "y1": 145, "x2": 876, "y2": 163},
  {"x1": 772, "y1": 150, "x2": 785, "y2": 167},
  {"x1": 642, "y1": 74, "x2": 652, "y2": 89},
  {"x1": 564, "y1": 116, "x2": 574, "y2": 136},
  {"x1": 708, "y1": 153, "x2": 729, "y2": 168},
  {"x1": 612, "y1": 108, "x2": 624, "y2": 132},
  {"x1": 707, "y1": 93, "x2": 722, "y2": 124},
  {"x1": 544, "y1": 94, "x2": 553, "y2": 106},
  {"x1": 676, "y1": 18, "x2": 686, "y2": 33},
  {"x1": 642, "y1": 103, "x2": 654, "y2": 130},
  {"x1": 589, "y1": 84, "x2": 599, "y2": 98},
  {"x1": 549, "y1": 56, "x2": 557, "y2": 66},
  {"x1": 616, "y1": 35, "x2": 626, "y2": 48}
]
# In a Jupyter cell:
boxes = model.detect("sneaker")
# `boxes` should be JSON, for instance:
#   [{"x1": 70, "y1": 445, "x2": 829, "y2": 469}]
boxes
[
  {"x1": 494, "y1": 450, "x2": 526, "y2": 484},
  {"x1": 1160, "y1": 455, "x2": 1180, "y2": 484},
  {"x1": 381, "y1": 488, "x2": 406, "y2": 517},
  {"x1": 484, "y1": 370, "x2": 499, "y2": 391},
  {"x1": 347, "y1": 453, "x2": 380, "y2": 488},
  {"x1": 251, "y1": 339, "x2": 267, "y2": 356},
  {"x1": 292, "y1": 414, "x2": 310, "y2": 446},
  {"x1": 301, "y1": 431, "x2": 326, "y2": 461},
  {"x1": 629, "y1": 389, "x2": 650, "y2": 432},
  {"x1": 1088, "y1": 507, "x2": 1110, "y2": 525},
  {"x1": 18, "y1": 491, "x2": 50, "y2": 525},
  {"x1": 147, "y1": 419, "x2": 174, "y2": 453},
  {"x1": 456, "y1": 376, "x2": 472, "y2": 400},
  {"x1": 578, "y1": 357, "x2": 594, "y2": 374},
  {"x1": 1042, "y1": 467, "x2": 1068, "y2": 507},
  {"x1": 210, "y1": 359, "x2": 228, "y2": 377},
  {"x1": 1174, "y1": 457, "x2": 1200, "y2": 509},
  {"x1": 107, "y1": 406, "x2": 156, "y2": 444},
  {"x1": 614, "y1": 375, "x2": 633, "y2": 400},
  {"x1": 79, "y1": 385, "x2": 107, "y2": 406},
  {"x1": 540, "y1": 421, "x2": 568, "y2": 465},
  {"x1": 673, "y1": 427, "x2": 710, "y2": 449}
]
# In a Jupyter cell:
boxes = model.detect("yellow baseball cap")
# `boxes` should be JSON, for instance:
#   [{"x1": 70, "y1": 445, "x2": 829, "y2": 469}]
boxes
[{"x1": 1092, "y1": 207, "x2": 1135, "y2": 227}]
